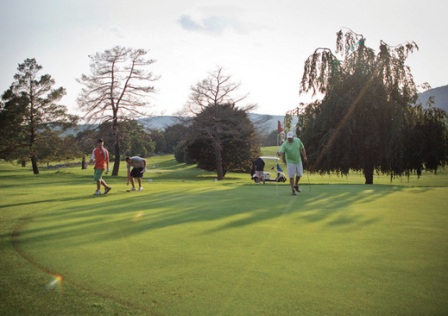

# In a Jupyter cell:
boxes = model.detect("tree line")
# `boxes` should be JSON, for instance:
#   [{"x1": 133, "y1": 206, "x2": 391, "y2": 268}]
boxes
[
  {"x1": 0, "y1": 48, "x2": 261, "y2": 178},
  {"x1": 1, "y1": 29, "x2": 447, "y2": 183}
]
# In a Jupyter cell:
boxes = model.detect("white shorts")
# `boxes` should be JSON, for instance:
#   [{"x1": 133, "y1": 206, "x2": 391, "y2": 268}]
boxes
[{"x1": 287, "y1": 162, "x2": 303, "y2": 178}]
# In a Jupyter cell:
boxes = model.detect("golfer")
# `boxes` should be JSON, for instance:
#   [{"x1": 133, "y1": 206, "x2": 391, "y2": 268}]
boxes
[
  {"x1": 252, "y1": 154, "x2": 265, "y2": 184},
  {"x1": 125, "y1": 156, "x2": 147, "y2": 191},
  {"x1": 88, "y1": 138, "x2": 112, "y2": 195},
  {"x1": 277, "y1": 131, "x2": 308, "y2": 195}
]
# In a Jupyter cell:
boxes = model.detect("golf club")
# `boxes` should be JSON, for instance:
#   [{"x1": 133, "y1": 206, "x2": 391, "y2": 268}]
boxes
[{"x1": 307, "y1": 172, "x2": 311, "y2": 191}]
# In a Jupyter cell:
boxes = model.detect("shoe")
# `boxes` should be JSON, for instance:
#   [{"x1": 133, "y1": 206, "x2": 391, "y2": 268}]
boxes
[
  {"x1": 127, "y1": 188, "x2": 136, "y2": 192},
  {"x1": 138, "y1": 187, "x2": 143, "y2": 191},
  {"x1": 104, "y1": 187, "x2": 112, "y2": 194},
  {"x1": 94, "y1": 190, "x2": 101, "y2": 195},
  {"x1": 291, "y1": 191, "x2": 296, "y2": 196},
  {"x1": 294, "y1": 185, "x2": 300, "y2": 192}
]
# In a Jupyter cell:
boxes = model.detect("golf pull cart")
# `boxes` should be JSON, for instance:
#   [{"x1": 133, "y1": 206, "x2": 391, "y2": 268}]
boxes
[{"x1": 252, "y1": 156, "x2": 287, "y2": 183}]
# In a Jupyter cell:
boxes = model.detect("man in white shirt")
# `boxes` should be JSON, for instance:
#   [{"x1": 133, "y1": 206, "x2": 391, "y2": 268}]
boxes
[{"x1": 125, "y1": 156, "x2": 147, "y2": 191}]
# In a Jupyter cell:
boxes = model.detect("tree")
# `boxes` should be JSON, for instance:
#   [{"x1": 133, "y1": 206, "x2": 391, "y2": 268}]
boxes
[
  {"x1": 0, "y1": 90, "x2": 27, "y2": 160},
  {"x1": 148, "y1": 129, "x2": 166, "y2": 154},
  {"x1": 77, "y1": 46, "x2": 159, "y2": 175},
  {"x1": 182, "y1": 67, "x2": 258, "y2": 180},
  {"x1": 296, "y1": 29, "x2": 447, "y2": 184},
  {"x1": 185, "y1": 103, "x2": 259, "y2": 179},
  {"x1": 262, "y1": 130, "x2": 281, "y2": 146},
  {"x1": 183, "y1": 66, "x2": 250, "y2": 115},
  {"x1": 75, "y1": 120, "x2": 155, "y2": 159},
  {"x1": 33, "y1": 132, "x2": 83, "y2": 166},
  {"x1": 164, "y1": 123, "x2": 189, "y2": 154},
  {"x1": 0, "y1": 58, "x2": 77, "y2": 174}
]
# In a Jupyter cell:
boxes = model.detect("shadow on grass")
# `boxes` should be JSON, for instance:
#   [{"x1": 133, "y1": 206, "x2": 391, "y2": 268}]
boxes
[{"x1": 10, "y1": 181, "x2": 425, "y2": 249}]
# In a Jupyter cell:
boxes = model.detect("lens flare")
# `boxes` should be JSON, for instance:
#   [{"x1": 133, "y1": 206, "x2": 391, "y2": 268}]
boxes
[{"x1": 45, "y1": 274, "x2": 63, "y2": 291}]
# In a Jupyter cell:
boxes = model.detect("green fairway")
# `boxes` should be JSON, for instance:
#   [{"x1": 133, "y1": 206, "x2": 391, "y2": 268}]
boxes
[{"x1": 1, "y1": 156, "x2": 447, "y2": 315}]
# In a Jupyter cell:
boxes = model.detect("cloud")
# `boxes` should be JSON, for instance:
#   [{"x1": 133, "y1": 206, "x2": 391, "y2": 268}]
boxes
[
  {"x1": 108, "y1": 26, "x2": 126, "y2": 38},
  {"x1": 178, "y1": 15, "x2": 243, "y2": 35}
]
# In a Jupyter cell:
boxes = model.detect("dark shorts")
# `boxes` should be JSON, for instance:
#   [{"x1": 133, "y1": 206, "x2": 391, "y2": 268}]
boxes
[{"x1": 130, "y1": 167, "x2": 144, "y2": 178}]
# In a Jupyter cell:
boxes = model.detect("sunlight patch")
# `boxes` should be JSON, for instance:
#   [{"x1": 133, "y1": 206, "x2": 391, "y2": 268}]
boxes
[{"x1": 132, "y1": 211, "x2": 144, "y2": 222}]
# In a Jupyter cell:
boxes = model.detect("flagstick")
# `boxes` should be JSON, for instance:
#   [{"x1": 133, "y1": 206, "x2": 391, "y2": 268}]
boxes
[{"x1": 276, "y1": 179, "x2": 278, "y2": 197}]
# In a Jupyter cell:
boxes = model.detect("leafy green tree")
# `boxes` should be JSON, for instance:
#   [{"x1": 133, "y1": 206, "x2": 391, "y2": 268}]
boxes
[
  {"x1": 262, "y1": 130, "x2": 280, "y2": 146},
  {"x1": 165, "y1": 123, "x2": 188, "y2": 154},
  {"x1": 404, "y1": 104, "x2": 448, "y2": 175},
  {"x1": 296, "y1": 29, "x2": 447, "y2": 184},
  {"x1": 33, "y1": 132, "x2": 83, "y2": 166},
  {"x1": 182, "y1": 67, "x2": 258, "y2": 180},
  {"x1": 148, "y1": 129, "x2": 166, "y2": 153},
  {"x1": 185, "y1": 103, "x2": 259, "y2": 179},
  {"x1": 0, "y1": 90, "x2": 27, "y2": 160},
  {"x1": 77, "y1": 46, "x2": 159, "y2": 175},
  {"x1": 0, "y1": 58, "x2": 77, "y2": 174},
  {"x1": 76, "y1": 120, "x2": 155, "y2": 159}
]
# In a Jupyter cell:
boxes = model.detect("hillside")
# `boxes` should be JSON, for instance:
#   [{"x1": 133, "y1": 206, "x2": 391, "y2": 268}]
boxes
[
  {"x1": 68, "y1": 85, "x2": 447, "y2": 135},
  {"x1": 417, "y1": 85, "x2": 448, "y2": 111},
  {"x1": 141, "y1": 85, "x2": 447, "y2": 131},
  {"x1": 139, "y1": 113, "x2": 298, "y2": 133}
]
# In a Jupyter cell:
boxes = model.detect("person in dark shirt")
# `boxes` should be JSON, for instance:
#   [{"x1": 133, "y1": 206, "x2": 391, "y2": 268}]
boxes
[{"x1": 252, "y1": 155, "x2": 265, "y2": 184}]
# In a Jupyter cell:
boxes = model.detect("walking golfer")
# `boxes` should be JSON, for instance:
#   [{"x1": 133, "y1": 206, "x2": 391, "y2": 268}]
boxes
[
  {"x1": 88, "y1": 138, "x2": 112, "y2": 195},
  {"x1": 277, "y1": 131, "x2": 308, "y2": 195},
  {"x1": 125, "y1": 156, "x2": 147, "y2": 191}
]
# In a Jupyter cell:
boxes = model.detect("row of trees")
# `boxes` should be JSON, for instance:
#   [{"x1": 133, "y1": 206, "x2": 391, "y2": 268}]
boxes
[
  {"x1": 0, "y1": 51, "x2": 260, "y2": 178},
  {"x1": 1, "y1": 30, "x2": 447, "y2": 183}
]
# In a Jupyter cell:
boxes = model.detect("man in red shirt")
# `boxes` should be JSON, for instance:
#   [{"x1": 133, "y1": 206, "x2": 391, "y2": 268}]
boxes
[{"x1": 87, "y1": 138, "x2": 112, "y2": 195}]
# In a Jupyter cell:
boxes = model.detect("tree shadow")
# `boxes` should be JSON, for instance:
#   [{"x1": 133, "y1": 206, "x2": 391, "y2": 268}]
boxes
[{"x1": 10, "y1": 182, "x2": 422, "y2": 249}]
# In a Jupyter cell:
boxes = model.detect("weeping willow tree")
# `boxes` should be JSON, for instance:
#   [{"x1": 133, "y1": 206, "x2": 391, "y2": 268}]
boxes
[{"x1": 294, "y1": 28, "x2": 447, "y2": 184}]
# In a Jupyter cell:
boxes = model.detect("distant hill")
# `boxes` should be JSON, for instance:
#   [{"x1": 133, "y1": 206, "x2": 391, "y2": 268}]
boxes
[
  {"x1": 65, "y1": 113, "x2": 297, "y2": 136},
  {"x1": 140, "y1": 85, "x2": 447, "y2": 132},
  {"x1": 68, "y1": 85, "x2": 447, "y2": 135},
  {"x1": 417, "y1": 85, "x2": 448, "y2": 112},
  {"x1": 138, "y1": 114, "x2": 298, "y2": 133}
]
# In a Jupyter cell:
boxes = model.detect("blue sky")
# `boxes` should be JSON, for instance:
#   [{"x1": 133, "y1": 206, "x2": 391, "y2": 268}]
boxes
[{"x1": 1, "y1": 0, "x2": 447, "y2": 117}]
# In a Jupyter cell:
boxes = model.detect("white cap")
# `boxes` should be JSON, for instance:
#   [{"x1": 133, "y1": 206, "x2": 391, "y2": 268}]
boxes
[{"x1": 287, "y1": 131, "x2": 294, "y2": 138}]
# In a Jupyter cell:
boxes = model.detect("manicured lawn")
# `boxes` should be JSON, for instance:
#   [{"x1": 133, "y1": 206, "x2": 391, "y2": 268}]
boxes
[{"x1": 1, "y1": 155, "x2": 447, "y2": 315}]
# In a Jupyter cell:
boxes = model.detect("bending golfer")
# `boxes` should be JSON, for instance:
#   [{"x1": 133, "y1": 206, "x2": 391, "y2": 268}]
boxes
[
  {"x1": 125, "y1": 156, "x2": 147, "y2": 191},
  {"x1": 252, "y1": 154, "x2": 265, "y2": 184},
  {"x1": 277, "y1": 131, "x2": 308, "y2": 195},
  {"x1": 88, "y1": 138, "x2": 112, "y2": 195}
]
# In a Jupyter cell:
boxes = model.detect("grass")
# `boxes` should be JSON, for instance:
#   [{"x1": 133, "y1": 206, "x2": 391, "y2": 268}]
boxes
[{"x1": 1, "y1": 154, "x2": 448, "y2": 315}]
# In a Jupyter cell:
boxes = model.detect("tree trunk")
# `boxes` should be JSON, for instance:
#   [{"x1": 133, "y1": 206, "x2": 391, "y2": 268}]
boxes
[
  {"x1": 31, "y1": 154, "x2": 39, "y2": 175},
  {"x1": 363, "y1": 161, "x2": 374, "y2": 184},
  {"x1": 112, "y1": 141, "x2": 120, "y2": 176},
  {"x1": 214, "y1": 142, "x2": 224, "y2": 180},
  {"x1": 112, "y1": 121, "x2": 120, "y2": 176}
]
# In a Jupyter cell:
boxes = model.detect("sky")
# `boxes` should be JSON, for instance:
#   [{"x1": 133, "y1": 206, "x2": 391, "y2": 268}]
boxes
[{"x1": 1, "y1": 0, "x2": 447, "y2": 118}]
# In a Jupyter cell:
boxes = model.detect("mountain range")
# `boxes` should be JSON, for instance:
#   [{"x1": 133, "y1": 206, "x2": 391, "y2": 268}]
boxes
[
  {"x1": 140, "y1": 85, "x2": 448, "y2": 132},
  {"x1": 417, "y1": 84, "x2": 448, "y2": 111},
  {"x1": 139, "y1": 113, "x2": 297, "y2": 133}
]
